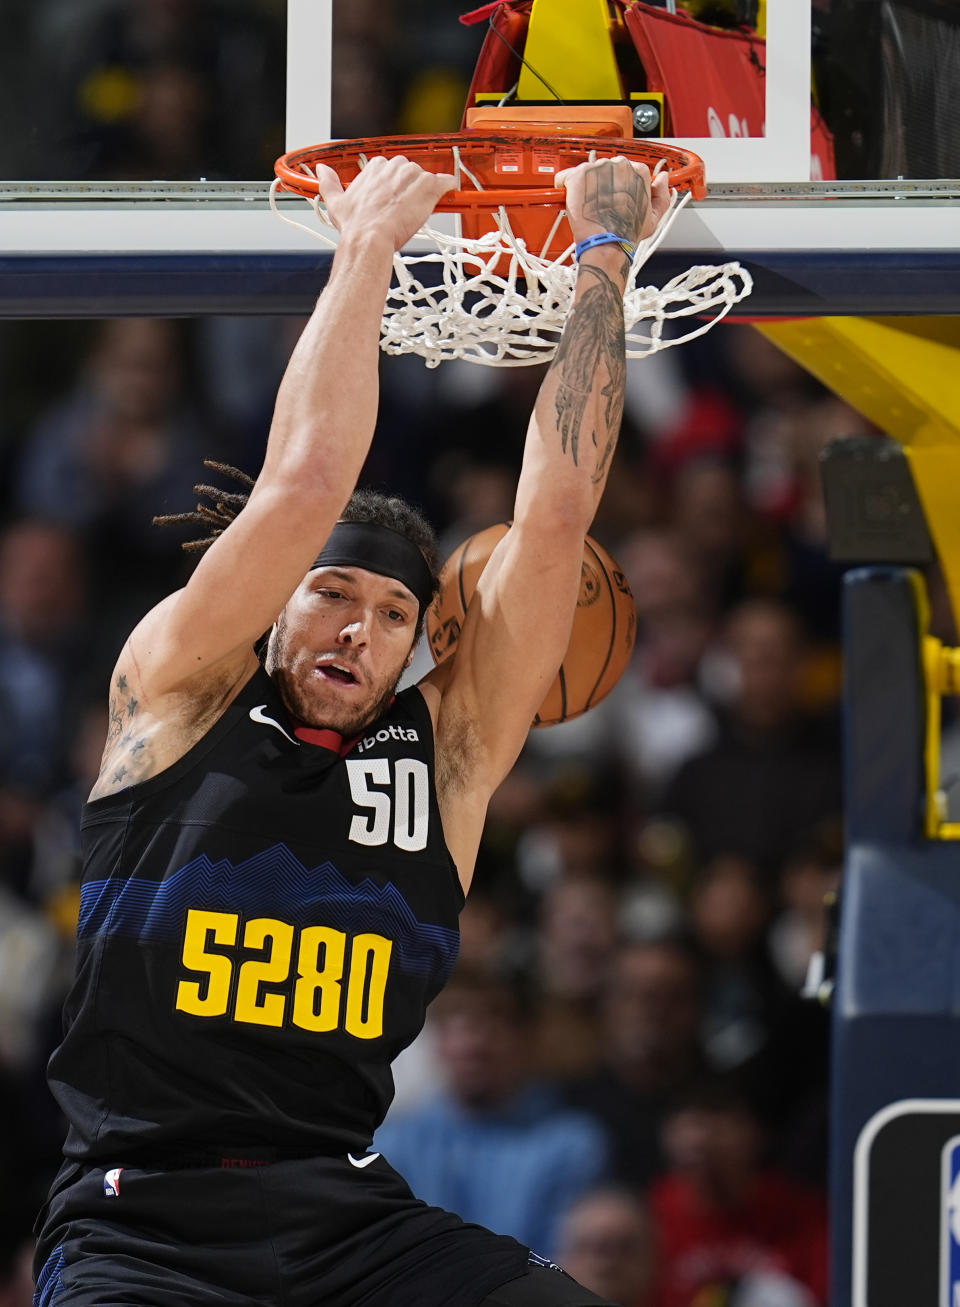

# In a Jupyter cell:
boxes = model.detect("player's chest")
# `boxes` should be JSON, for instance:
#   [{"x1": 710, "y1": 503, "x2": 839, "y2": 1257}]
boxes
[{"x1": 214, "y1": 722, "x2": 440, "y2": 864}]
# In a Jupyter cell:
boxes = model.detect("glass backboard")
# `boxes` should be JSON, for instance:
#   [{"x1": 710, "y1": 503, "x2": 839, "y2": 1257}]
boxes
[{"x1": 0, "y1": 0, "x2": 957, "y2": 318}]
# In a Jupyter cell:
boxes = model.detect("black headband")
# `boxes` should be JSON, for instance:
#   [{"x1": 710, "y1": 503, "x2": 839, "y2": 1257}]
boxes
[{"x1": 311, "y1": 521, "x2": 435, "y2": 611}]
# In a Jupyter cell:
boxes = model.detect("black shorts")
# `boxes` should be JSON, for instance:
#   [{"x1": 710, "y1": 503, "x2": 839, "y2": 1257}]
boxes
[
  {"x1": 34, "y1": 1153, "x2": 531, "y2": 1307},
  {"x1": 478, "y1": 1262, "x2": 618, "y2": 1307}
]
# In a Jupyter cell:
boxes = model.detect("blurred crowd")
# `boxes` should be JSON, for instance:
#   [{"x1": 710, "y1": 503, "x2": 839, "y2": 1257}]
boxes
[
  {"x1": 0, "y1": 0, "x2": 485, "y2": 183},
  {"x1": 0, "y1": 2, "x2": 948, "y2": 1307},
  {"x1": 2, "y1": 0, "x2": 953, "y2": 184},
  {"x1": 0, "y1": 305, "x2": 876, "y2": 1307}
]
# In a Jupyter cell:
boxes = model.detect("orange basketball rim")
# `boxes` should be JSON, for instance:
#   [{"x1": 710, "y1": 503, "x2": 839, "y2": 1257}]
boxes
[{"x1": 274, "y1": 131, "x2": 706, "y2": 263}]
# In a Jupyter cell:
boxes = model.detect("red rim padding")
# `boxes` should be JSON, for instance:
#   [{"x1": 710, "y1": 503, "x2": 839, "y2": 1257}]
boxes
[{"x1": 275, "y1": 132, "x2": 707, "y2": 208}]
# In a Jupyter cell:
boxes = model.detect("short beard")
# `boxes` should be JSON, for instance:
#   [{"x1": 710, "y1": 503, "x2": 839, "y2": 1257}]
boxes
[
  {"x1": 266, "y1": 613, "x2": 404, "y2": 737},
  {"x1": 275, "y1": 667, "x2": 401, "y2": 738}
]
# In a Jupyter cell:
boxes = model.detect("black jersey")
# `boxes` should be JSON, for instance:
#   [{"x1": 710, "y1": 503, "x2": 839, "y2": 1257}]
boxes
[{"x1": 48, "y1": 668, "x2": 462, "y2": 1164}]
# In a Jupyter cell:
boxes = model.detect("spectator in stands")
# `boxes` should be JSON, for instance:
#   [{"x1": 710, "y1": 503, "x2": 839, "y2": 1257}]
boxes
[
  {"x1": 391, "y1": 890, "x2": 523, "y2": 1116},
  {"x1": 0, "y1": 1239, "x2": 33, "y2": 1307},
  {"x1": 0, "y1": 880, "x2": 61, "y2": 1074},
  {"x1": 457, "y1": 889, "x2": 515, "y2": 971},
  {"x1": 0, "y1": 1047, "x2": 61, "y2": 1304},
  {"x1": 688, "y1": 853, "x2": 781, "y2": 1076},
  {"x1": 0, "y1": 519, "x2": 93, "y2": 892},
  {"x1": 42, "y1": 0, "x2": 285, "y2": 180},
  {"x1": 478, "y1": 751, "x2": 624, "y2": 906},
  {"x1": 663, "y1": 598, "x2": 841, "y2": 874},
  {"x1": 330, "y1": 0, "x2": 402, "y2": 139},
  {"x1": 332, "y1": 39, "x2": 401, "y2": 142},
  {"x1": 557, "y1": 1187, "x2": 656, "y2": 1307},
  {"x1": 563, "y1": 938, "x2": 706, "y2": 1189},
  {"x1": 434, "y1": 459, "x2": 517, "y2": 559},
  {"x1": 774, "y1": 395, "x2": 870, "y2": 642},
  {"x1": 14, "y1": 319, "x2": 206, "y2": 610},
  {"x1": 722, "y1": 326, "x2": 823, "y2": 436},
  {"x1": 769, "y1": 836, "x2": 842, "y2": 993},
  {"x1": 727, "y1": 1271, "x2": 818, "y2": 1307},
  {"x1": 104, "y1": 59, "x2": 213, "y2": 181},
  {"x1": 614, "y1": 529, "x2": 718, "y2": 807},
  {"x1": 516, "y1": 778, "x2": 624, "y2": 889},
  {"x1": 670, "y1": 457, "x2": 751, "y2": 612},
  {"x1": 28, "y1": 698, "x2": 109, "y2": 926},
  {"x1": 524, "y1": 527, "x2": 717, "y2": 819},
  {"x1": 375, "y1": 966, "x2": 608, "y2": 1257},
  {"x1": 686, "y1": 851, "x2": 831, "y2": 1159},
  {"x1": 531, "y1": 875, "x2": 620, "y2": 1079},
  {"x1": 648, "y1": 1083, "x2": 828, "y2": 1307}
]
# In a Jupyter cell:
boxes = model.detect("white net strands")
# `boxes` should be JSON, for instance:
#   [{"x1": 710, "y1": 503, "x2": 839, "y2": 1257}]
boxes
[{"x1": 270, "y1": 149, "x2": 753, "y2": 369}]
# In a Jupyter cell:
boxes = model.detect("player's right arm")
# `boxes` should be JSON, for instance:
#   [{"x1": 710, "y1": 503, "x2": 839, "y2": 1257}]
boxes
[{"x1": 120, "y1": 158, "x2": 456, "y2": 703}]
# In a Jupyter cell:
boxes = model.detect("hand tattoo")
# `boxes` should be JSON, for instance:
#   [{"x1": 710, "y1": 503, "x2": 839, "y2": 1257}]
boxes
[{"x1": 582, "y1": 163, "x2": 648, "y2": 243}]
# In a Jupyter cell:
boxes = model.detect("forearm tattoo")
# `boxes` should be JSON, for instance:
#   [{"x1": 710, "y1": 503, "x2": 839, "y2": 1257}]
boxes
[
  {"x1": 582, "y1": 163, "x2": 649, "y2": 242},
  {"x1": 550, "y1": 264, "x2": 626, "y2": 483}
]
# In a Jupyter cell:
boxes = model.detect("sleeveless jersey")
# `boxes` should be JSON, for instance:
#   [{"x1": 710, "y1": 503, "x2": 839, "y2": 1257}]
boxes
[{"x1": 48, "y1": 668, "x2": 463, "y2": 1163}]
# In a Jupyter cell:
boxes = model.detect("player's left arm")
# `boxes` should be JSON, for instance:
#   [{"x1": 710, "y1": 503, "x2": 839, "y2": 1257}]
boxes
[{"x1": 426, "y1": 158, "x2": 670, "y2": 813}]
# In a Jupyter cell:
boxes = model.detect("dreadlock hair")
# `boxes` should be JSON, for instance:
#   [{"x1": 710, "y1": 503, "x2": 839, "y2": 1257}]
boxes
[
  {"x1": 153, "y1": 460, "x2": 256, "y2": 550},
  {"x1": 154, "y1": 461, "x2": 442, "y2": 638}
]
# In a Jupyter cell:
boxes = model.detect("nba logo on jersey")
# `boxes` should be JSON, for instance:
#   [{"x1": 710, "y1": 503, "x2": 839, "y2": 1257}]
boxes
[
  {"x1": 527, "y1": 1251, "x2": 563, "y2": 1275},
  {"x1": 941, "y1": 1137, "x2": 960, "y2": 1305},
  {"x1": 104, "y1": 1167, "x2": 123, "y2": 1198}
]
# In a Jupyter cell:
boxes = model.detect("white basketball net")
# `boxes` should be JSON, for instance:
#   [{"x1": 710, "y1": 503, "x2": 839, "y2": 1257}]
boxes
[{"x1": 270, "y1": 149, "x2": 753, "y2": 368}]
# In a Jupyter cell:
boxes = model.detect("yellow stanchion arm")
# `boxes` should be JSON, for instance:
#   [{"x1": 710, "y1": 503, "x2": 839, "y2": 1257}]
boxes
[
  {"x1": 519, "y1": 0, "x2": 623, "y2": 101},
  {"x1": 760, "y1": 316, "x2": 960, "y2": 841},
  {"x1": 758, "y1": 316, "x2": 960, "y2": 618}
]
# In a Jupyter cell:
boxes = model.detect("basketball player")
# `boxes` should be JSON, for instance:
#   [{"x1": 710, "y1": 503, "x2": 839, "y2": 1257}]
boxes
[{"x1": 34, "y1": 153, "x2": 669, "y2": 1307}]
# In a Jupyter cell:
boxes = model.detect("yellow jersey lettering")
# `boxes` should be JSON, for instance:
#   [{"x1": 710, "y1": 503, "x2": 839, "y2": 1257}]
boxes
[
  {"x1": 292, "y1": 924, "x2": 346, "y2": 1033},
  {"x1": 175, "y1": 909, "x2": 238, "y2": 1017},
  {"x1": 344, "y1": 933, "x2": 393, "y2": 1039},
  {"x1": 234, "y1": 917, "x2": 295, "y2": 1027},
  {"x1": 175, "y1": 910, "x2": 392, "y2": 1038}
]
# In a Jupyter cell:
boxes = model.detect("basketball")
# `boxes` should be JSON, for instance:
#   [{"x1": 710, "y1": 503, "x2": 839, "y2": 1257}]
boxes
[{"x1": 426, "y1": 523, "x2": 637, "y2": 726}]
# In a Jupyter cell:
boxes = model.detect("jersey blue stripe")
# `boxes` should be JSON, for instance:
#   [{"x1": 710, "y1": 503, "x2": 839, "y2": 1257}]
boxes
[
  {"x1": 34, "y1": 1245, "x2": 64, "y2": 1306},
  {"x1": 78, "y1": 843, "x2": 459, "y2": 981}
]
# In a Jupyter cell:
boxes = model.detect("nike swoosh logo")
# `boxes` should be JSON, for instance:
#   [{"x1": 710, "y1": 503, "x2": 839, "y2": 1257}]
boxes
[
  {"x1": 249, "y1": 705, "x2": 299, "y2": 745},
  {"x1": 347, "y1": 1152, "x2": 381, "y2": 1169}
]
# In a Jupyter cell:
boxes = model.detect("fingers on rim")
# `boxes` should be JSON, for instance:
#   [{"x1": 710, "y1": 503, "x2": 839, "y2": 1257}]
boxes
[
  {"x1": 370, "y1": 155, "x2": 456, "y2": 187},
  {"x1": 313, "y1": 162, "x2": 344, "y2": 193},
  {"x1": 557, "y1": 155, "x2": 655, "y2": 176}
]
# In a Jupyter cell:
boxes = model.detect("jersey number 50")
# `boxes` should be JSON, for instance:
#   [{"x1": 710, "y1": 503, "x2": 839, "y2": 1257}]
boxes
[
  {"x1": 346, "y1": 758, "x2": 429, "y2": 852},
  {"x1": 175, "y1": 909, "x2": 392, "y2": 1039}
]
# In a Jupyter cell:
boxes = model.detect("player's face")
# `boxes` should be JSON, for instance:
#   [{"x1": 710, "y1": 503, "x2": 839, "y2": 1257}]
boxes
[{"x1": 265, "y1": 565, "x2": 418, "y2": 735}]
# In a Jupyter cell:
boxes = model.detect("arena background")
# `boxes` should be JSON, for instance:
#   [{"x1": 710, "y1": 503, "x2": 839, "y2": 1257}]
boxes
[{"x1": 0, "y1": 2, "x2": 956, "y2": 1304}]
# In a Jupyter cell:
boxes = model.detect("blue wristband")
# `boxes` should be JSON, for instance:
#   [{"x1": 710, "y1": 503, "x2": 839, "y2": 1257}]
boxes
[{"x1": 574, "y1": 232, "x2": 637, "y2": 263}]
